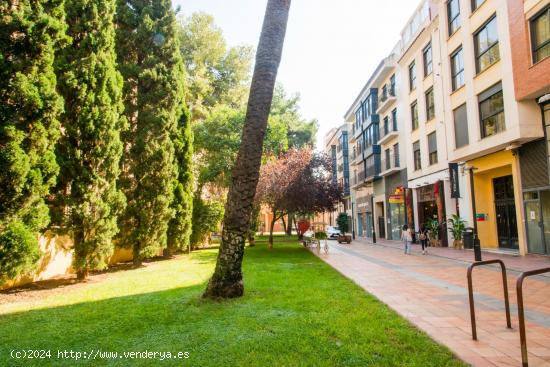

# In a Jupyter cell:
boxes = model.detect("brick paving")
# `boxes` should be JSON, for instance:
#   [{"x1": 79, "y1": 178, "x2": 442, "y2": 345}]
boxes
[{"x1": 311, "y1": 239, "x2": 550, "y2": 367}]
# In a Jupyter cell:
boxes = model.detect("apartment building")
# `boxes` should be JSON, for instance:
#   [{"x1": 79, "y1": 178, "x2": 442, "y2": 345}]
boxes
[
  {"x1": 320, "y1": 124, "x2": 351, "y2": 228},
  {"x1": 339, "y1": 0, "x2": 550, "y2": 255}
]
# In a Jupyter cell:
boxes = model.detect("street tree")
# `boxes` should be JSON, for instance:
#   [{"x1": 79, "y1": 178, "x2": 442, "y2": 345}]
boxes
[
  {"x1": 178, "y1": 12, "x2": 253, "y2": 121},
  {"x1": 203, "y1": 0, "x2": 292, "y2": 299},
  {"x1": 256, "y1": 149, "x2": 341, "y2": 247}
]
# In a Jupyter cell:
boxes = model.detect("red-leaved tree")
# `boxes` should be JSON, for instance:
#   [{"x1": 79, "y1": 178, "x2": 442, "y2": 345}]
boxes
[{"x1": 256, "y1": 149, "x2": 342, "y2": 247}]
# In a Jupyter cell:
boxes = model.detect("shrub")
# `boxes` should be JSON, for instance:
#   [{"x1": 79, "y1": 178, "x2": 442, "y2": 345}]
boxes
[
  {"x1": 0, "y1": 222, "x2": 41, "y2": 283},
  {"x1": 190, "y1": 199, "x2": 224, "y2": 247},
  {"x1": 315, "y1": 231, "x2": 327, "y2": 240},
  {"x1": 336, "y1": 213, "x2": 349, "y2": 235}
]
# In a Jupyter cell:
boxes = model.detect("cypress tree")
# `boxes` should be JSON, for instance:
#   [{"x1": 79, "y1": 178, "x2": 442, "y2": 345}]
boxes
[
  {"x1": 0, "y1": 0, "x2": 68, "y2": 277},
  {"x1": 116, "y1": 0, "x2": 186, "y2": 265},
  {"x1": 166, "y1": 107, "x2": 193, "y2": 255},
  {"x1": 55, "y1": 0, "x2": 126, "y2": 279}
]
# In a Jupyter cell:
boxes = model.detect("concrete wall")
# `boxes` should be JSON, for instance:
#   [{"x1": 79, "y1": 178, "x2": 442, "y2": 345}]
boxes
[{"x1": 1, "y1": 232, "x2": 146, "y2": 290}]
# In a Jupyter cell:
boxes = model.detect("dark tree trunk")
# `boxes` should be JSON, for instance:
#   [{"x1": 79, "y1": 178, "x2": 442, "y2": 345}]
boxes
[
  {"x1": 133, "y1": 244, "x2": 142, "y2": 267},
  {"x1": 281, "y1": 215, "x2": 286, "y2": 233},
  {"x1": 269, "y1": 211, "x2": 278, "y2": 250},
  {"x1": 286, "y1": 212, "x2": 294, "y2": 235},
  {"x1": 203, "y1": 0, "x2": 291, "y2": 299},
  {"x1": 247, "y1": 231, "x2": 255, "y2": 247}
]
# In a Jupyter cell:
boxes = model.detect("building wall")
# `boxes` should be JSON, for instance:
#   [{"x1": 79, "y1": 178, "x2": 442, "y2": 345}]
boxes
[
  {"x1": 1, "y1": 233, "x2": 150, "y2": 290},
  {"x1": 508, "y1": 0, "x2": 550, "y2": 100}
]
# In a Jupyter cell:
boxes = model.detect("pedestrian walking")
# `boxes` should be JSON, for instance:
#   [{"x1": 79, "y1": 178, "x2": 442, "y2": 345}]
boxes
[
  {"x1": 401, "y1": 224, "x2": 412, "y2": 255},
  {"x1": 419, "y1": 224, "x2": 429, "y2": 255}
]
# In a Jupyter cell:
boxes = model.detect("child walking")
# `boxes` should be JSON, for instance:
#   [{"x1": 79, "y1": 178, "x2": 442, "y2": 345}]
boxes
[{"x1": 401, "y1": 224, "x2": 412, "y2": 255}]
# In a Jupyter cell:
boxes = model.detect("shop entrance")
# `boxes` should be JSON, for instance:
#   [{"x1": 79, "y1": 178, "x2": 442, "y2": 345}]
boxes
[
  {"x1": 493, "y1": 176, "x2": 519, "y2": 249},
  {"x1": 376, "y1": 202, "x2": 385, "y2": 239},
  {"x1": 524, "y1": 191, "x2": 550, "y2": 255}
]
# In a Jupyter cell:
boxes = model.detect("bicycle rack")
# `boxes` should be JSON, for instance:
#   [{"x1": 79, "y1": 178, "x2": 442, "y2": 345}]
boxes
[
  {"x1": 516, "y1": 267, "x2": 550, "y2": 367},
  {"x1": 467, "y1": 259, "x2": 512, "y2": 340}
]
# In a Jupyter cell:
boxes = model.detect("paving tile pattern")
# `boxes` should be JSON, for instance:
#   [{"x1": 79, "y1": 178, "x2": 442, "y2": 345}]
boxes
[{"x1": 311, "y1": 239, "x2": 550, "y2": 367}]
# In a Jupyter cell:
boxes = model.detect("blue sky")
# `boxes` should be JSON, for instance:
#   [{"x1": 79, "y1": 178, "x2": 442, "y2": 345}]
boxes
[{"x1": 174, "y1": 0, "x2": 421, "y2": 148}]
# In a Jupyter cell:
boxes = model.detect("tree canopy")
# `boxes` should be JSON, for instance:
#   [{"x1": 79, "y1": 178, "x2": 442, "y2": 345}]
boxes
[{"x1": 256, "y1": 149, "x2": 342, "y2": 246}]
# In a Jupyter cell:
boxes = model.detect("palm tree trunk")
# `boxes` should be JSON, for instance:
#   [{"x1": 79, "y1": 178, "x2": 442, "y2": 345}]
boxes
[{"x1": 203, "y1": 0, "x2": 291, "y2": 299}]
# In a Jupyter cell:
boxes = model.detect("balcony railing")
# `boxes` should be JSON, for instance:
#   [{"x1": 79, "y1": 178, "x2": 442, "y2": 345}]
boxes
[
  {"x1": 379, "y1": 119, "x2": 398, "y2": 145},
  {"x1": 377, "y1": 84, "x2": 397, "y2": 114},
  {"x1": 380, "y1": 152, "x2": 401, "y2": 175}
]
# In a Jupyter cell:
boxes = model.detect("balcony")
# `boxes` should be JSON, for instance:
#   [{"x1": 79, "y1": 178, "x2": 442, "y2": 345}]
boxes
[
  {"x1": 350, "y1": 170, "x2": 367, "y2": 189},
  {"x1": 376, "y1": 85, "x2": 396, "y2": 114},
  {"x1": 378, "y1": 119, "x2": 399, "y2": 145},
  {"x1": 380, "y1": 152, "x2": 401, "y2": 177},
  {"x1": 365, "y1": 154, "x2": 381, "y2": 182}
]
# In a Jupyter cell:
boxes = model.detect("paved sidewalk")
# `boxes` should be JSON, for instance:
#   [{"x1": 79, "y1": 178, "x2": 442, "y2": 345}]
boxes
[{"x1": 311, "y1": 239, "x2": 550, "y2": 367}]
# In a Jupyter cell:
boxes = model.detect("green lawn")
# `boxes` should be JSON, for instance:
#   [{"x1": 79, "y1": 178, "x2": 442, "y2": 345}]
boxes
[{"x1": 0, "y1": 242, "x2": 464, "y2": 366}]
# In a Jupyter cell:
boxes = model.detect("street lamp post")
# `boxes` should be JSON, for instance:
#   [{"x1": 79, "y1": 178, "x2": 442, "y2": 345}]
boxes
[{"x1": 467, "y1": 165, "x2": 482, "y2": 261}]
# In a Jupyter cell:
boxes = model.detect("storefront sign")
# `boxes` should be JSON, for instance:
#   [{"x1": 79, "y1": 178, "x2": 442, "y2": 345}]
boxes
[
  {"x1": 388, "y1": 187, "x2": 405, "y2": 204},
  {"x1": 476, "y1": 213, "x2": 488, "y2": 222},
  {"x1": 449, "y1": 163, "x2": 460, "y2": 198}
]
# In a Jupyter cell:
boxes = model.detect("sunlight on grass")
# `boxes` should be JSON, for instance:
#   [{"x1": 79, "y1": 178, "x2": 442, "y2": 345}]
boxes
[
  {"x1": 0, "y1": 251, "x2": 214, "y2": 316},
  {"x1": 0, "y1": 242, "x2": 465, "y2": 366}
]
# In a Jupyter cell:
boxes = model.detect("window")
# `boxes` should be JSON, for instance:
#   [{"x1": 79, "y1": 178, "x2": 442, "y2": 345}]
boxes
[
  {"x1": 428, "y1": 132, "x2": 438, "y2": 165},
  {"x1": 411, "y1": 101, "x2": 419, "y2": 130},
  {"x1": 531, "y1": 6, "x2": 550, "y2": 63},
  {"x1": 471, "y1": 0, "x2": 485, "y2": 11},
  {"x1": 409, "y1": 61, "x2": 416, "y2": 91},
  {"x1": 474, "y1": 16, "x2": 500, "y2": 73},
  {"x1": 390, "y1": 74, "x2": 396, "y2": 95},
  {"x1": 413, "y1": 141, "x2": 421, "y2": 171},
  {"x1": 450, "y1": 47, "x2": 464, "y2": 91},
  {"x1": 393, "y1": 143, "x2": 400, "y2": 167},
  {"x1": 447, "y1": 0, "x2": 461, "y2": 35},
  {"x1": 383, "y1": 116, "x2": 389, "y2": 135},
  {"x1": 385, "y1": 149, "x2": 391, "y2": 170},
  {"x1": 425, "y1": 88, "x2": 435, "y2": 121},
  {"x1": 423, "y1": 43, "x2": 433, "y2": 76},
  {"x1": 453, "y1": 103, "x2": 469, "y2": 148},
  {"x1": 391, "y1": 108, "x2": 397, "y2": 131},
  {"x1": 479, "y1": 82, "x2": 505, "y2": 138}
]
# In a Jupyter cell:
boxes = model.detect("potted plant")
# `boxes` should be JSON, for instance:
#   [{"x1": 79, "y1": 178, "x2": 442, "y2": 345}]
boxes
[
  {"x1": 448, "y1": 214, "x2": 466, "y2": 249},
  {"x1": 336, "y1": 213, "x2": 352, "y2": 244},
  {"x1": 426, "y1": 219, "x2": 441, "y2": 247}
]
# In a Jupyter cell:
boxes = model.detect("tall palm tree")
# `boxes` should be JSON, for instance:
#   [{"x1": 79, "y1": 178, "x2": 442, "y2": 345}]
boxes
[{"x1": 203, "y1": 0, "x2": 292, "y2": 299}]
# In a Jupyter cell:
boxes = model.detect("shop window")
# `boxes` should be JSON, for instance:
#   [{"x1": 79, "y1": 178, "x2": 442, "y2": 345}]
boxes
[
  {"x1": 413, "y1": 141, "x2": 421, "y2": 171},
  {"x1": 479, "y1": 82, "x2": 505, "y2": 138},
  {"x1": 428, "y1": 132, "x2": 438, "y2": 165},
  {"x1": 453, "y1": 103, "x2": 469, "y2": 148},
  {"x1": 530, "y1": 6, "x2": 550, "y2": 64},
  {"x1": 474, "y1": 15, "x2": 500, "y2": 73}
]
